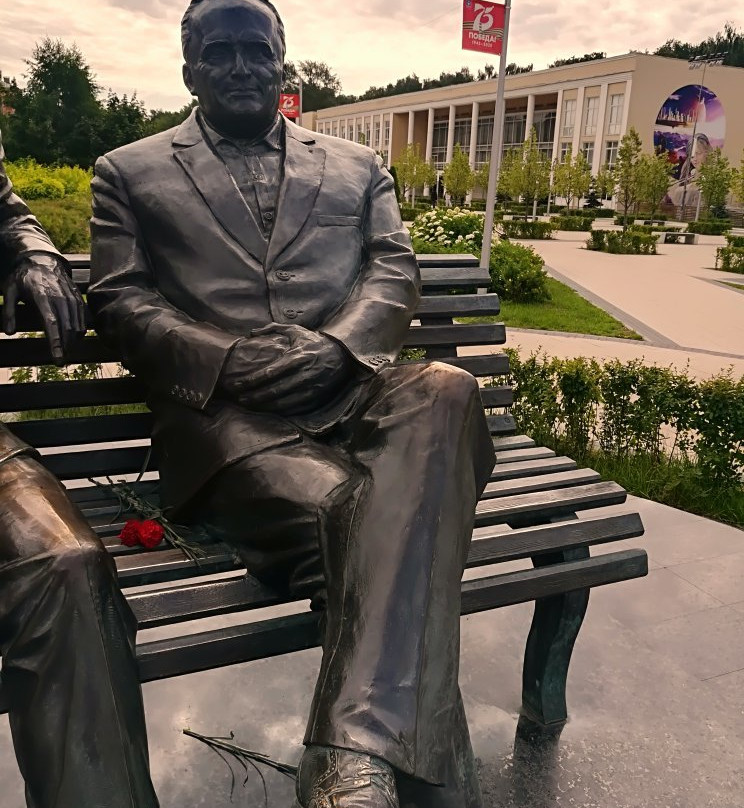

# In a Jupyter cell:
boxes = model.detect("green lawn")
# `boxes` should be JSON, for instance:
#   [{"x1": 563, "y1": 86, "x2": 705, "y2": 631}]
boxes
[
  {"x1": 723, "y1": 281, "x2": 744, "y2": 292},
  {"x1": 465, "y1": 277, "x2": 642, "y2": 339}
]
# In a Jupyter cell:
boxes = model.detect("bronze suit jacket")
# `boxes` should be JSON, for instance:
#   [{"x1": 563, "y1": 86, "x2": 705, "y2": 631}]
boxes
[
  {"x1": 0, "y1": 132, "x2": 61, "y2": 463},
  {"x1": 88, "y1": 112, "x2": 421, "y2": 511}
]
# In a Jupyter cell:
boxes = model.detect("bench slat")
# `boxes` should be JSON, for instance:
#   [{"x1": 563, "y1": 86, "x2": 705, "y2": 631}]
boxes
[
  {"x1": 416, "y1": 295, "x2": 500, "y2": 318},
  {"x1": 0, "y1": 377, "x2": 146, "y2": 413},
  {"x1": 41, "y1": 446, "x2": 154, "y2": 481},
  {"x1": 491, "y1": 436, "x2": 535, "y2": 451},
  {"x1": 120, "y1": 549, "x2": 646, "y2": 686},
  {"x1": 489, "y1": 456, "x2": 578, "y2": 481},
  {"x1": 481, "y1": 468, "x2": 601, "y2": 499},
  {"x1": 122, "y1": 511, "x2": 645, "y2": 615},
  {"x1": 494, "y1": 446, "x2": 555, "y2": 464},
  {"x1": 474, "y1": 481, "x2": 627, "y2": 528},
  {"x1": 487, "y1": 415, "x2": 516, "y2": 435}
]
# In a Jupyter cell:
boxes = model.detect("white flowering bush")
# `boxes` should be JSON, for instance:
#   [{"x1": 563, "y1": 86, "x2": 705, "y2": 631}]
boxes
[{"x1": 410, "y1": 207, "x2": 490, "y2": 250}]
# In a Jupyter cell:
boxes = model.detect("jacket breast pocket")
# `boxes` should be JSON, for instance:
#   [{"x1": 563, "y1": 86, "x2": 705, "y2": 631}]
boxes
[{"x1": 317, "y1": 215, "x2": 362, "y2": 227}]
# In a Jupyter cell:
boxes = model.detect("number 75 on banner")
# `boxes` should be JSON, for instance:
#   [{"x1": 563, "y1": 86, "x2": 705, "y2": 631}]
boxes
[{"x1": 462, "y1": 0, "x2": 506, "y2": 55}]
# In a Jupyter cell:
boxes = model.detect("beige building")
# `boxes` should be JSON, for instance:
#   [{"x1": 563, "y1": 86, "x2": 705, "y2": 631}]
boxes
[{"x1": 307, "y1": 53, "x2": 744, "y2": 197}]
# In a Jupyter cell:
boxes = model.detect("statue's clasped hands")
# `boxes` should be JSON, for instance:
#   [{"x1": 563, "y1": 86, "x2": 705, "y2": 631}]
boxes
[
  {"x1": 3, "y1": 254, "x2": 86, "y2": 365},
  {"x1": 220, "y1": 323, "x2": 351, "y2": 416}
]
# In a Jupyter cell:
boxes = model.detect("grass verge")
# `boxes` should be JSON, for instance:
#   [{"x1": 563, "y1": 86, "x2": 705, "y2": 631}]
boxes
[
  {"x1": 465, "y1": 277, "x2": 642, "y2": 340},
  {"x1": 586, "y1": 449, "x2": 744, "y2": 529},
  {"x1": 723, "y1": 282, "x2": 744, "y2": 292}
]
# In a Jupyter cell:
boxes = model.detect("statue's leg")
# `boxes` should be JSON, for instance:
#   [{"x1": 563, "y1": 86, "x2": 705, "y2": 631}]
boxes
[
  {"x1": 0, "y1": 456, "x2": 159, "y2": 808},
  {"x1": 305, "y1": 362, "x2": 495, "y2": 792}
]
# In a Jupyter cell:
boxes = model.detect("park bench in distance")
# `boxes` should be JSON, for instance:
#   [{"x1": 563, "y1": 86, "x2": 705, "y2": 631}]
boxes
[{"x1": 0, "y1": 253, "x2": 647, "y2": 732}]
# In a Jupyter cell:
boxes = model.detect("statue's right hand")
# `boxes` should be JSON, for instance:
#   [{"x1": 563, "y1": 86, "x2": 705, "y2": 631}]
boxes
[{"x1": 218, "y1": 334, "x2": 290, "y2": 400}]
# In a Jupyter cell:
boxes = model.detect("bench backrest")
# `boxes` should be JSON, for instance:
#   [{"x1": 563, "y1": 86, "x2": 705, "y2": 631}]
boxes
[{"x1": 0, "y1": 254, "x2": 513, "y2": 495}]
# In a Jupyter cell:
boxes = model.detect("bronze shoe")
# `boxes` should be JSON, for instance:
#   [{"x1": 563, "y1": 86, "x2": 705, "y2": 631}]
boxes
[{"x1": 296, "y1": 745, "x2": 400, "y2": 808}]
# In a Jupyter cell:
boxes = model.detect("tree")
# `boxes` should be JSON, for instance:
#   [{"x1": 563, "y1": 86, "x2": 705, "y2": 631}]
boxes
[
  {"x1": 474, "y1": 161, "x2": 491, "y2": 192},
  {"x1": 146, "y1": 101, "x2": 197, "y2": 136},
  {"x1": 549, "y1": 52, "x2": 606, "y2": 69},
  {"x1": 635, "y1": 152, "x2": 674, "y2": 220},
  {"x1": 594, "y1": 164, "x2": 615, "y2": 200},
  {"x1": 696, "y1": 147, "x2": 734, "y2": 218},
  {"x1": 5, "y1": 38, "x2": 102, "y2": 165},
  {"x1": 393, "y1": 143, "x2": 435, "y2": 207},
  {"x1": 497, "y1": 149, "x2": 522, "y2": 201},
  {"x1": 732, "y1": 150, "x2": 744, "y2": 207},
  {"x1": 443, "y1": 145, "x2": 474, "y2": 206},
  {"x1": 552, "y1": 147, "x2": 592, "y2": 211},
  {"x1": 655, "y1": 23, "x2": 744, "y2": 68},
  {"x1": 94, "y1": 92, "x2": 147, "y2": 154},
  {"x1": 517, "y1": 129, "x2": 551, "y2": 216},
  {"x1": 283, "y1": 60, "x2": 343, "y2": 111},
  {"x1": 613, "y1": 128, "x2": 643, "y2": 228}
]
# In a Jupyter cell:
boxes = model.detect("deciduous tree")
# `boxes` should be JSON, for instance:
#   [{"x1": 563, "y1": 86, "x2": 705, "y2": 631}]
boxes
[
  {"x1": 613, "y1": 128, "x2": 643, "y2": 229},
  {"x1": 696, "y1": 147, "x2": 734, "y2": 218},
  {"x1": 394, "y1": 143, "x2": 435, "y2": 207},
  {"x1": 443, "y1": 145, "x2": 474, "y2": 206},
  {"x1": 635, "y1": 152, "x2": 674, "y2": 220},
  {"x1": 552, "y1": 147, "x2": 592, "y2": 211}
]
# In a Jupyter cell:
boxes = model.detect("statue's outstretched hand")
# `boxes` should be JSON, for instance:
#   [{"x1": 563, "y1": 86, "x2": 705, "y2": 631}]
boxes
[
  {"x1": 3, "y1": 254, "x2": 85, "y2": 365},
  {"x1": 238, "y1": 323, "x2": 352, "y2": 416}
]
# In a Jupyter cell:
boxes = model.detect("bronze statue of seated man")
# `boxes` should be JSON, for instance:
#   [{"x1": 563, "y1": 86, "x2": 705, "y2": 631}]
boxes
[
  {"x1": 88, "y1": 1, "x2": 495, "y2": 805},
  {"x1": 0, "y1": 133, "x2": 159, "y2": 807}
]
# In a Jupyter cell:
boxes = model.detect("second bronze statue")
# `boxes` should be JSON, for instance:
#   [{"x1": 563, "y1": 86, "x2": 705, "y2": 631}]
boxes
[{"x1": 88, "y1": 0, "x2": 496, "y2": 805}]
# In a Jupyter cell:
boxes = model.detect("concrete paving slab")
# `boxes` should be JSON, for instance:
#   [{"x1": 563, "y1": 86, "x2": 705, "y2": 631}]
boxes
[{"x1": 671, "y1": 551, "x2": 744, "y2": 605}]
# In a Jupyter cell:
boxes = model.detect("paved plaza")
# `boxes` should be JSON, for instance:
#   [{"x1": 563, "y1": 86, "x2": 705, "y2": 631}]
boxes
[{"x1": 506, "y1": 232, "x2": 744, "y2": 379}]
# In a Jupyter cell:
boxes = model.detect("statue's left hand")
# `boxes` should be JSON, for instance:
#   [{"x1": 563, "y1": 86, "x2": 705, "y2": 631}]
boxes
[
  {"x1": 3, "y1": 254, "x2": 86, "y2": 365},
  {"x1": 238, "y1": 323, "x2": 352, "y2": 415}
]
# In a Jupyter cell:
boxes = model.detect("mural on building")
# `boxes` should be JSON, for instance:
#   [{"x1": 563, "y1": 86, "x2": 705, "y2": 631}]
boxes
[{"x1": 654, "y1": 84, "x2": 725, "y2": 208}]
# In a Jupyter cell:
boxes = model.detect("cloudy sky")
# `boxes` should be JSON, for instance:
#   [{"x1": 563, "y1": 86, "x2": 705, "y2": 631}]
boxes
[{"x1": 1, "y1": 0, "x2": 740, "y2": 111}]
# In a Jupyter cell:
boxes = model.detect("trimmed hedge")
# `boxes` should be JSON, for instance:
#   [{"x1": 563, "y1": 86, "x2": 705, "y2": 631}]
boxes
[
  {"x1": 716, "y1": 245, "x2": 744, "y2": 273},
  {"x1": 500, "y1": 220, "x2": 555, "y2": 239},
  {"x1": 553, "y1": 215, "x2": 593, "y2": 232},
  {"x1": 586, "y1": 229, "x2": 657, "y2": 255},
  {"x1": 26, "y1": 196, "x2": 92, "y2": 253},
  {"x1": 687, "y1": 219, "x2": 731, "y2": 236},
  {"x1": 502, "y1": 351, "x2": 744, "y2": 501}
]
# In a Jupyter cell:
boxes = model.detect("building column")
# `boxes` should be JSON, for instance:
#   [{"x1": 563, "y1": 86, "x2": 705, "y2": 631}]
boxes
[
  {"x1": 387, "y1": 112, "x2": 394, "y2": 168},
  {"x1": 593, "y1": 83, "x2": 609, "y2": 173},
  {"x1": 424, "y1": 108, "x2": 436, "y2": 197},
  {"x1": 408, "y1": 110, "x2": 416, "y2": 145},
  {"x1": 468, "y1": 102, "x2": 480, "y2": 168},
  {"x1": 620, "y1": 79, "x2": 633, "y2": 137},
  {"x1": 551, "y1": 89, "x2": 564, "y2": 165},
  {"x1": 572, "y1": 85, "x2": 585, "y2": 156},
  {"x1": 525, "y1": 93, "x2": 536, "y2": 138},
  {"x1": 445, "y1": 104, "x2": 457, "y2": 164}
]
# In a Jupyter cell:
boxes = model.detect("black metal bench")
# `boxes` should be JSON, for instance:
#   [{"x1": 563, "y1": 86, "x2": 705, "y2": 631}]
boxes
[
  {"x1": 660, "y1": 231, "x2": 698, "y2": 245},
  {"x1": 0, "y1": 253, "x2": 647, "y2": 729}
]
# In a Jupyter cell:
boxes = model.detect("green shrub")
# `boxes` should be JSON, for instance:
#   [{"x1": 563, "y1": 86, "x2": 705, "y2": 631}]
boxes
[
  {"x1": 628, "y1": 224, "x2": 654, "y2": 235},
  {"x1": 410, "y1": 206, "x2": 486, "y2": 250},
  {"x1": 501, "y1": 350, "x2": 744, "y2": 512},
  {"x1": 592, "y1": 208, "x2": 615, "y2": 218},
  {"x1": 468, "y1": 201, "x2": 487, "y2": 211},
  {"x1": 687, "y1": 219, "x2": 731, "y2": 236},
  {"x1": 499, "y1": 220, "x2": 554, "y2": 239},
  {"x1": 400, "y1": 205, "x2": 419, "y2": 221},
  {"x1": 553, "y1": 215, "x2": 593, "y2": 232},
  {"x1": 715, "y1": 246, "x2": 744, "y2": 273},
  {"x1": 6, "y1": 160, "x2": 92, "y2": 199},
  {"x1": 586, "y1": 229, "x2": 657, "y2": 255},
  {"x1": 27, "y1": 196, "x2": 92, "y2": 253},
  {"x1": 725, "y1": 234, "x2": 744, "y2": 249},
  {"x1": 489, "y1": 240, "x2": 551, "y2": 303}
]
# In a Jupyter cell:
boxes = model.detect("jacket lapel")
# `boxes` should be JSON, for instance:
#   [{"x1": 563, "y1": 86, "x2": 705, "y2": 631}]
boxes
[
  {"x1": 266, "y1": 121, "x2": 326, "y2": 267},
  {"x1": 172, "y1": 111, "x2": 267, "y2": 263}
]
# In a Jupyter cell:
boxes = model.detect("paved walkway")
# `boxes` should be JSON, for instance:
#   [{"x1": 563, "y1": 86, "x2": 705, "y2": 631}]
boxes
[{"x1": 497, "y1": 233, "x2": 744, "y2": 378}]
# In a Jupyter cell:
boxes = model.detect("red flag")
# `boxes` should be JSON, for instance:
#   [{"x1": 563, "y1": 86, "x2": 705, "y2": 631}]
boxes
[
  {"x1": 279, "y1": 93, "x2": 301, "y2": 120},
  {"x1": 462, "y1": 1, "x2": 506, "y2": 55}
]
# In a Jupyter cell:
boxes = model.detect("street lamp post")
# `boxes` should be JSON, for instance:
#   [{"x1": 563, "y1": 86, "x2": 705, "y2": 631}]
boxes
[{"x1": 679, "y1": 52, "x2": 726, "y2": 221}]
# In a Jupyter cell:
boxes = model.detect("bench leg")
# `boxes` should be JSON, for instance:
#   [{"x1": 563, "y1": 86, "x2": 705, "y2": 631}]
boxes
[{"x1": 520, "y1": 545, "x2": 590, "y2": 727}]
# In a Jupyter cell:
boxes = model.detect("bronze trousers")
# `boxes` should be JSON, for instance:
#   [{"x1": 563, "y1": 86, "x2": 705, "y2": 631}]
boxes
[
  {"x1": 0, "y1": 443, "x2": 159, "y2": 808},
  {"x1": 198, "y1": 363, "x2": 495, "y2": 805}
]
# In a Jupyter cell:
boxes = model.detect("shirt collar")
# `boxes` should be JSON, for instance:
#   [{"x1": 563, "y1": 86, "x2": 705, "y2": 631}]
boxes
[{"x1": 198, "y1": 111, "x2": 284, "y2": 153}]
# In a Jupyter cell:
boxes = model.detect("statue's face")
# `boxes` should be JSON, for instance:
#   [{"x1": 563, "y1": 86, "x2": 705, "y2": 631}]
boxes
[{"x1": 183, "y1": 0, "x2": 284, "y2": 136}]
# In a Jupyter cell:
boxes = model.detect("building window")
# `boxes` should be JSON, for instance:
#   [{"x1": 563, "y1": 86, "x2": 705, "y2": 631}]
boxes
[
  {"x1": 365, "y1": 123, "x2": 371, "y2": 146},
  {"x1": 332, "y1": 122, "x2": 338, "y2": 137},
  {"x1": 561, "y1": 99, "x2": 576, "y2": 138},
  {"x1": 533, "y1": 110, "x2": 556, "y2": 155},
  {"x1": 431, "y1": 120, "x2": 449, "y2": 169},
  {"x1": 605, "y1": 140, "x2": 619, "y2": 167},
  {"x1": 384, "y1": 119, "x2": 391, "y2": 148},
  {"x1": 453, "y1": 116, "x2": 472, "y2": 156},
  {"x1": 340, "y1": 124, "x2": 346, "y2": 140},
  {"x1": 503, "y1": 112, "x2": 527, "y2": 151},
  {"x1": 581, "y1": 142, "x2": 595, "y2": 166},
  {"x1": 560, "y1": 142, "x2": 573, "y2": 161},
  {"x1": 608, "y1": 93, "x2": 624, "y2": 135},
  {"x1": 474, "y1": 114, "x2": 494, "y2": 168},
  {"x1": 374, "y1": 121, "x2": 381, "y2": 149},
  {"x1": 584, "y1": 96, "x2": 599, "y2": 136}
]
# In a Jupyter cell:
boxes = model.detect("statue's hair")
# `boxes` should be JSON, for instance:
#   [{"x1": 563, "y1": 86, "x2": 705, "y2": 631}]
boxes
[{"x1": 181, "y1": 0, "x2": 286, "y2": 60}]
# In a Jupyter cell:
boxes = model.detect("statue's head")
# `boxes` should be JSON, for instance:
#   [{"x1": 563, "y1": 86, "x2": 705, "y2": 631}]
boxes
[{"x1": 181, "y1": 0, "x2": 285, "y2": 137}]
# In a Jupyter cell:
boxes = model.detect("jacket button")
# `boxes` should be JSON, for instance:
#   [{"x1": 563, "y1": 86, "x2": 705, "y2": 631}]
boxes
[
  {"x1": 284, "y1": 309, "x2": 299, "y2": 320},
  {"x1": 263, "y1": 211, "x2": 274, "y2": 222},
  {"x1": 276, "y1": 270, "x2": 292, "y2": 281}
]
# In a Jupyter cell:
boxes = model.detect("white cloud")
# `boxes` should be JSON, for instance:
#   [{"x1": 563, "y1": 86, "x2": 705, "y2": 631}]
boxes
[{"x1": 0, "y1": 0, "x2": 741, "y2": 111}]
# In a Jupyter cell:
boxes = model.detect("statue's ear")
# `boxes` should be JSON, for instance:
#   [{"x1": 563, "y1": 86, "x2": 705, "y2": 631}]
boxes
[{"x1": 183, "y1": 64, "x2": 196, "y2": 96}]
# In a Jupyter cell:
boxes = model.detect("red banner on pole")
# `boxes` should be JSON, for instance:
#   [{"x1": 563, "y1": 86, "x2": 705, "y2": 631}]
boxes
[
  {"x1": 462, "y1": 0, "x2": 506, "y2": 55},
  {"x1": 279, "y1": 93, "x2": 301, "y2": 120}
]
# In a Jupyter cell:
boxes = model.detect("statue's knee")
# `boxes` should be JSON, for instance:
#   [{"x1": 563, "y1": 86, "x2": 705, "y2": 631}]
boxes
[
  {"x1": 48, "y1": 540, "x2": 113, "y2": 586},
  {"x1": 421, "y1": 362, "x2": 481, "y2": 410}
]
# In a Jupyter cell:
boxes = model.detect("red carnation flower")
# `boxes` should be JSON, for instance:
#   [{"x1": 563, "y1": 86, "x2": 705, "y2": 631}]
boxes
[
  {"x1": 139, "y1": 520, "x2": 166, "y2": 550},
  {"x1": 120, "y1": 519, "x2": 143, "y2": 547}
]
